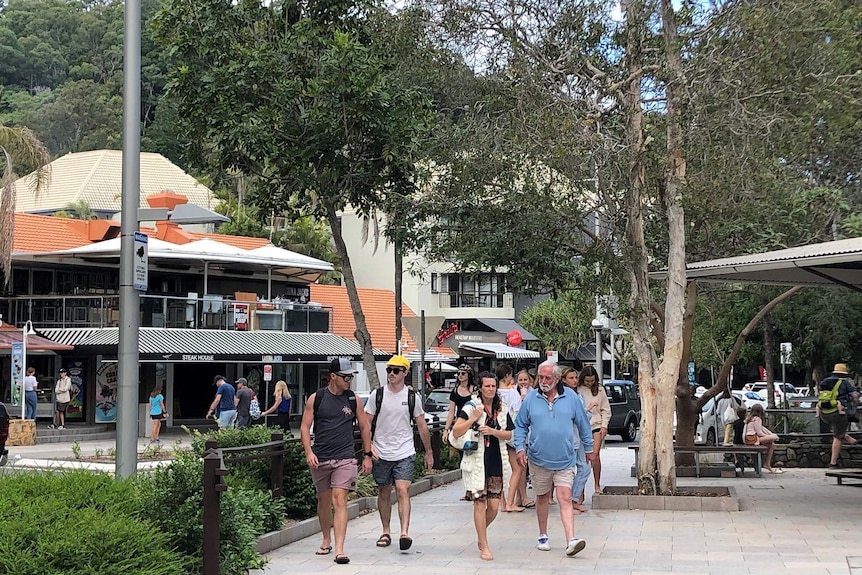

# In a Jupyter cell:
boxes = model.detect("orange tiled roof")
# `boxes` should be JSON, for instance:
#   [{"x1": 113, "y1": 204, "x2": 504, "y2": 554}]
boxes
[
  {"x1": 12, "y1": 213, "x2": 108, "y2": 252},
  {"x1": 310, "y1": 284, "x2": 417, "y2": 354},
  {"x1": 188, "y1": 232, "x2": 270, "y2": 250},
  {"x1": 13, "y1": 212, "x2": 272, "y2": 254}
]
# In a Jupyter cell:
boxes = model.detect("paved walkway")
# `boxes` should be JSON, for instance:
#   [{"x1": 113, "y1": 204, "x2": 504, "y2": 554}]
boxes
[
  {"x1": 255, "y1": 440, "x2": 862, "y2": 575},
  {"x1": 9, "y1": 432, "x2": 862, "y2": 574}
]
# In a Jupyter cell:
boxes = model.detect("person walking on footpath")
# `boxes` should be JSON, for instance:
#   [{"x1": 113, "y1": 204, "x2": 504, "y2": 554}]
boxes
[
  {"x1": 23, "y1": 367, "x2": 38, "y2": 420},
  {"x1": 206, "y1": 375, "x2": 237, "y2": 428},
  {"x1": 300, "y1": 358, "x2": 373, "y2": 565},
  {"x1": 443, "y1": 364, "x2": 476, "y2": 502},
  {"x1": 260, "y1": 380, "x2": 292, "y2": 433},
  {"x1": 559, "y1": 366, "x2": 591, "y2": 514},
  {"x1": 364, "y1": 355, "x2": 433, "y2": 552},
  {"x1": 48, "y1": 368, "x2": 72, "y2": 430},
  {"x1": 496, "y1": 363, "x2": 525, "y2": 512},
  {"x1": 149, "y1": 384, "x2": 168, "y2": 443},
  {"x1": 816, "y1": 363, "x2": 859, "y2": 468},
  {"x1": 576, "y1": 365, "x2": 610, "y2": 495},
  {"x1": 514, "y1": 360, "x2": 595, "y2": 558},
  {"x1": 234, "y1": 378, "x2": 254, "y2": 429},
  {"x1": 451, "y1": 371, "x2": 513, "y2": 561}
]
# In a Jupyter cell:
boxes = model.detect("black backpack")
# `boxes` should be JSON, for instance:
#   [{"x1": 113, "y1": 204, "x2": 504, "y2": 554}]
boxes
[{"x1": 370, "y1": 387, "x2": 417, "y2": 439}]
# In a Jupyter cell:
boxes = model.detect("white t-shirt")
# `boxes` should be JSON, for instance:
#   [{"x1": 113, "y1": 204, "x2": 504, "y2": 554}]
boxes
[
  {"x1": 364, "y1": 385, "x2": 424, "y2": 461},
  {"x1": 498, "y1": 387, "x2": 522, "y2": 416}
]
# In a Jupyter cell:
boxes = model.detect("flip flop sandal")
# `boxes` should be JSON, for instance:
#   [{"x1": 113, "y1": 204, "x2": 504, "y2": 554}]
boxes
[
  {"x1": 315, "y1": 545, "x2": 332, "y2": 555},
  {"x1": 523, "y1": 500, "x2": 536, "y2": 509},
  {"x1": 334, "y1": 554, "x2": 350, "y2": 564},
  {"x1": 376, "y1": 534, "x2": 392, "y2": 547},
  {"x1": 399, "y1": 536, "x2": 413, "y2": 550}
]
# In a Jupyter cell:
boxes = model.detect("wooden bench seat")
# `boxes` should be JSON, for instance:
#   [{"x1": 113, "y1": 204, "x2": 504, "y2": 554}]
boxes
[
  {"x1": 629, "y1": 444, "x2": 769, "y2": 477},
  {"x1": 825, "y1": 470, "x2": 862, "y2": 486}
]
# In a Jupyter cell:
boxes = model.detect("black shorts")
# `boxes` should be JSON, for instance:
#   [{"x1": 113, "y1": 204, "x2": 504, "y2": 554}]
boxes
[
  {"x1": 150, "y1": 413, "x2": 165, "y2": 420},
  {"x1": 56, "y1": 402, "x2": 69, "y2": 412}
]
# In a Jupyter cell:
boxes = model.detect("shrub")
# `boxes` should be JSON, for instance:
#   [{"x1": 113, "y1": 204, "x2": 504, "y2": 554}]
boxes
[
  {"x1": 136, "y1": 449, "x2": 282, "y2": 575},
  {"x1": 0, "y1": 470, "x2": 187, "y2": 575},
  {"x1": 186, "y1": 426, "x2": 316, "y2": 520}
]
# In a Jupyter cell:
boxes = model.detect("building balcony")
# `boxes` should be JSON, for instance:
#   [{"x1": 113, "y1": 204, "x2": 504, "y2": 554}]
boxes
[
  {"x1": 0, "y1": 294, "x2": 332, "y2": 333},
  {"x1": 438, "y1": 291, "x2": 514, "y2": 309}
]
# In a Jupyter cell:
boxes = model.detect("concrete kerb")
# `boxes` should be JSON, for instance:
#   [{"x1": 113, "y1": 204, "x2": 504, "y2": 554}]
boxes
[{"x1": 255, "y1": 468, "x2": 461, "y2": 554}]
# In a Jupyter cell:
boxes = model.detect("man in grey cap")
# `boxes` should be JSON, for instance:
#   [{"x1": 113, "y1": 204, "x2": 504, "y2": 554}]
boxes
[{"x1": 234, "y1": 378, "x2": 254, "y2": 429}]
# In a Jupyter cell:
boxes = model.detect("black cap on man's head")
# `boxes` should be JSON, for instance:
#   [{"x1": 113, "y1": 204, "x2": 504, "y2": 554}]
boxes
[
  {"x1": 213, "y1": 374, "x2": 226, "y2": 384},
  {"x1": 329, "y1": 358, "x2": 358, "y2": 375}
]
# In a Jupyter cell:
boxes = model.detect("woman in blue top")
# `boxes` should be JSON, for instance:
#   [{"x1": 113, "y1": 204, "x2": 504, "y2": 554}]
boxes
[
  {"x1": 149, "y1": 384, "x2": 167, "y2": 443},
  {"x1": 260, "y1": 380, "x2": 292, "y2": 433}
]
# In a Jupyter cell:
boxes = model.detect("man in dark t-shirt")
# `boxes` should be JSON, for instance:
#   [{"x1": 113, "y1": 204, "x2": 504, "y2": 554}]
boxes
[
  {"x1": 234, "y1": 378, "x2": 254, "y2": 429},
  {"x1": 300, "y1": 358, "x2": 372, "y2": 565}
]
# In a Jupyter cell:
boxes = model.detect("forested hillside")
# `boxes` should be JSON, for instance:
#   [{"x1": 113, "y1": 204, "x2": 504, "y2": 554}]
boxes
[{"x1": 0, "y1": 0, "x2": 182, "y2": 161}]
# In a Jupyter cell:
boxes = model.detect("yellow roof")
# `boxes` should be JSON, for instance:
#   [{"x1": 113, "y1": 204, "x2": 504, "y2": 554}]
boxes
[{"x1": 14, "y1": 149, "x2": 216, "y2": 214}]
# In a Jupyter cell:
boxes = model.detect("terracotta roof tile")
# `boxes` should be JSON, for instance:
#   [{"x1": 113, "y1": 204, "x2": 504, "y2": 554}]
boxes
[
  {"x1": 310, "y1": 284, "x2": 416, "y2": 354},
  {"x1": 13, "y1": 213, "x2": 270, "y2": 253},
  {"x1": 188, "y1": 232, "x2": 270, "y2": 250},
  {"x1": 12, "y1": 214, "x2": 92, "y2": 252}
]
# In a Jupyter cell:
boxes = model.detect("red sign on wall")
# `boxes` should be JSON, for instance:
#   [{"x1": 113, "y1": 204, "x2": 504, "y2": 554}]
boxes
[{"x1": 436, "y1": 323, "x2": 458, "y2": 346}]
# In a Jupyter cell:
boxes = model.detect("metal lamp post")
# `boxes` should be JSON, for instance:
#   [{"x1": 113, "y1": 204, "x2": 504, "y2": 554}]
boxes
[{"x1": 591, "y1": 318, "x2": 604, "y2": 382}]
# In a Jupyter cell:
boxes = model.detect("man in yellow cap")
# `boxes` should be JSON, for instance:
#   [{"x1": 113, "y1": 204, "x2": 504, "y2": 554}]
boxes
[
  {"x1": 364, "y1": 355, "x2": 433, "y2": 551},
  {"x1": 816, "y1": 363, "x2": 859, "y2": 468}
]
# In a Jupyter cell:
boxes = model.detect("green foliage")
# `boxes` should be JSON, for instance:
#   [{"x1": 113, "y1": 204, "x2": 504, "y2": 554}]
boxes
[
  {"x1": 438, "y1": 446, "x2": 461, "y2": 471},
  {"x1": 186, "y1": 425, "x2": 317, "y2": 520},
  {"x1": 353, "y1": 472, "x2": 378, "y2": 499},
  {"x1": 136, "y1": 449, "x2": 279, "y2": 575},
  {"x1": 519, "y1": 290, "x2": 603, "y2": 354},
  {"x1": 0, "y1": 470, "x2": 186, "y2": 575}
]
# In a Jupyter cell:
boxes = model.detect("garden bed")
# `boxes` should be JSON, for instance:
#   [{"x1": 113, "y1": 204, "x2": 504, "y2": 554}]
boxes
[{"x1": 592, "y1": 485, "x2": 739, "y2": 511}]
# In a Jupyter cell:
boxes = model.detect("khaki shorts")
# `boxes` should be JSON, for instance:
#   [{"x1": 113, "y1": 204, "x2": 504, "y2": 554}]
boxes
[
  {"x1": 530, "y1": 463, "x2": 575, "y2": 497},
  {"x1": 310, "y1": 458, "x2": 358, "y2": 493}
]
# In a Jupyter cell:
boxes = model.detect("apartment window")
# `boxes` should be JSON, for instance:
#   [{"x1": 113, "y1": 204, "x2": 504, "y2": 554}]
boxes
[{"x1": 431, "y1": 273, "x2": 438, "y2": 294}]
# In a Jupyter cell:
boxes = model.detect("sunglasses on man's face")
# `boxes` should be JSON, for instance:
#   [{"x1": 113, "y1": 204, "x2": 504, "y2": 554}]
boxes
[
  {"x1": 337, "y1": 373, "x2": 354, "y2": 382},
  {"x1": 385, "y1": 367, "x2": 404, "y2": 374}
]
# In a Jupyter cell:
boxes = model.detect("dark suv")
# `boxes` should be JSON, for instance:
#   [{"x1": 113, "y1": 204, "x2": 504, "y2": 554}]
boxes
[
  {"x1": 603, "y1": 380, "x2": 641, "y2": 441},
  {"x1": 0, "y1": 403, "x2": 9, "y2": 466}
]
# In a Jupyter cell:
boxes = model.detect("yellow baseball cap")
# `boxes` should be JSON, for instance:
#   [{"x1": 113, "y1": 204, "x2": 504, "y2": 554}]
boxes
[{"x1": 386, "y1": 355, "x2": 411, "y2": 370}]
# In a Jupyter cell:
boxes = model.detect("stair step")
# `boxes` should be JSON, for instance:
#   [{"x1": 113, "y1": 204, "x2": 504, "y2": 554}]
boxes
[{"x1": 36, "y1": 432, "x2": 117, "y2": 444}]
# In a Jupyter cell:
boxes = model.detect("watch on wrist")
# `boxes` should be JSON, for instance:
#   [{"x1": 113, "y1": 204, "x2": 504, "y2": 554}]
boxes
[{"x1": 364, "y1": 451, "x2": 373, "y2": 457}]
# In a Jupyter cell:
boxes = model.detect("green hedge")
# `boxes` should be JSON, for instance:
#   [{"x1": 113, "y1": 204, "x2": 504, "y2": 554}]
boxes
[
  {"x1": 0, "y1": 470, "x2": 187, "y2": 575},
  {"x1": 186, "y1": 425, "x2": 316, "y2": 520}
]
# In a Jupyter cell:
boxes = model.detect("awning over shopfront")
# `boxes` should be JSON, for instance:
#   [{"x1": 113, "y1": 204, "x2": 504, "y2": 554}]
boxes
[
  {"x1": 0, "y1": 326, "x2": 74, "y2": 354},
  {"x1": 404, "y1": 348, "x2": 457, "y2": 362},
  {"x1": 459, "y1": 342, "x2": 540, "y2": 359},
  {"x1": 39, "y1": 327, "x2": 387, "y2": 362},
  {"x1": 474, "y1": 319, "x2": 539, "y2": 341}
]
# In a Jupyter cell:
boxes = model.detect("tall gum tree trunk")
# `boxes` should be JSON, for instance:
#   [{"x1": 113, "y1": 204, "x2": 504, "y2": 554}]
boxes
[
  {"x1": 621, "y1": 0, "x2": 667, "y2": 495},
  {"x1": 326, "y1": 202, "x2": 382, "y2": 390}
]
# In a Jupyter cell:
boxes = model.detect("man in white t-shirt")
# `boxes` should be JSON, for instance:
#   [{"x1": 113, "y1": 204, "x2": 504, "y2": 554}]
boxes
[{"x1": 364, "y1": 355, "x2": 433, "y2": 552}]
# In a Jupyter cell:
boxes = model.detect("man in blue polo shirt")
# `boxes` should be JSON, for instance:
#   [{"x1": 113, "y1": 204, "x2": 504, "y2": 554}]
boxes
[
  {"x1": 514, "y1": 360, "x2": 595, "y2": 558},
  {"x1": 206, "y1": 375, "x2": 237, "y2": 428}
]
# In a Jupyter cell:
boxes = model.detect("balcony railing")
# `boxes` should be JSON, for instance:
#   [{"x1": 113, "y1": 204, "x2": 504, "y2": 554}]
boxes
[
  {"x1": 438, "y1": 292, "x2": 514, "y2": 309},
  {"x1": 0, "y1": 294, "x2": 332, "y2": 333}
]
